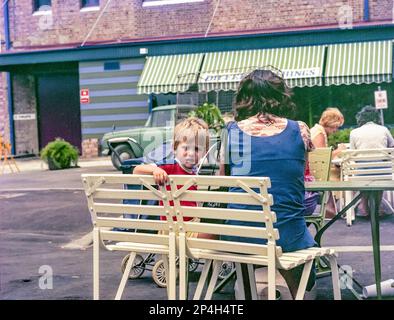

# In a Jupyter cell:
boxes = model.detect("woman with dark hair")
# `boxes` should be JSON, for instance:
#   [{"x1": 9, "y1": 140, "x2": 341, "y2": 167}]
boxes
[
  {"x1": 221, "y1": 68, "x2": 316, "y2": 299},
  {"x1": 350, "y1": 105, "x2": 394, "y2": 217}
]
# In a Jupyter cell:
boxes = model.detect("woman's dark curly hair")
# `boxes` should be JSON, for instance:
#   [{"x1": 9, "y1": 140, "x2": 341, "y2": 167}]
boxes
[{"x1": 233, "y1": 69, "x2": 296, "y2": 121}]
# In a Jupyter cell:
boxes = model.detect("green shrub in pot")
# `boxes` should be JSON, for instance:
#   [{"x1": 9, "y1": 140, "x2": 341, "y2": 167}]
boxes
[
  {"x1": 40, "y1": 138, "x2": 79, "y2": 170},
  {"x1": 327, "y1": 128, "x2": 351, "y2": 149}
]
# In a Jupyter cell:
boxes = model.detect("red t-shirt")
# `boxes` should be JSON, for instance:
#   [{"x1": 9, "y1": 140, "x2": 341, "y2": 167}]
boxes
[{"x1": 158, "y1": 162, "x2": 196, "y2": 221}]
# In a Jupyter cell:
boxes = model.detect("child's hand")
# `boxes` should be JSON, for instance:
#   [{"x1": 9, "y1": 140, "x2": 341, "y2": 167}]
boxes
[{"x1": 152, "y1": 167, "x2": 168, "y2": 185}]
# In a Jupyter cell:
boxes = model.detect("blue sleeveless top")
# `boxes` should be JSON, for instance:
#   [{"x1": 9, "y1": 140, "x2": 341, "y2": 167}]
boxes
[{"x1": 225, "y1": 120, "x2": 316, "y2": 252}]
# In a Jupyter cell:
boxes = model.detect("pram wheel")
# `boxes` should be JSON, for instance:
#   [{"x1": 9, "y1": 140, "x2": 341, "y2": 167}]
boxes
[
  {"x1": 152, "y1": 259, "x2": 167, "y2": 288},
  {"x1": 188, "y1": 258, "x2": 199, "y2": 273},
  {"x1": 152, "y1": 259, "x2": 180, "y2": 287},
  {"x1": 218, "y1": 261, "x2": 235, "y2": 280},
  {"x1": 121, "y1": 253, "x2": 145, "y2": 279}
]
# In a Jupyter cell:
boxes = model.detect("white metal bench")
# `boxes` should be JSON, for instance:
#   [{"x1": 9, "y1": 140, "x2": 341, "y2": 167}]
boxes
[{"x1": 81, "y1": 174, "x2": 178, "y2": 300}]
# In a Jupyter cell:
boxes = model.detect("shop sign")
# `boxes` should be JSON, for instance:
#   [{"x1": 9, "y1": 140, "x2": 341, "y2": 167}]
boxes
[
  {"x1": 374, "y1": 90, "x2": 388, "y2": 109},
  {"x1": 13, "y1": 113, "x2": 36, "y2": 121},
  {"x1": 80, "y1": 89, "x2": 90, "y2": 104},
  {"x1": 200, "y1": 67, "x2": 321, "y2": 83}
]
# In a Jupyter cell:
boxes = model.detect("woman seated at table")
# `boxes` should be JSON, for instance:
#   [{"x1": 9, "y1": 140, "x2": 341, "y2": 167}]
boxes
[
  {"x1": 221, "y1": 68, "x2": 316, "y2": 299},
  {"x1": 310, "y1": 108, "x2": 347, "y2": 217},
  {"x1": 350, "y1": 105, "x2": 394, "y2": 218}
]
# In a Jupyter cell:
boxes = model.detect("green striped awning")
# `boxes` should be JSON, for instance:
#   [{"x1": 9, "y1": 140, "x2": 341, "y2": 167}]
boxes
[
  {"x1": 198, "y1": 46, "x2": 325, "y2": 91},
  {"x1": 137, "y1": 53, "x2": 204, "y2": 94},
  {"x1": 325, "y1": 41, "x2": 393, "y2": 86}
]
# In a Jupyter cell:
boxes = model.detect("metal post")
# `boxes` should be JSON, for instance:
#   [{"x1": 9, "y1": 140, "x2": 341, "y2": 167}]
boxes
[
  {"x1": 3, "y1": 0, "x2": 15, "y2": 155},
  {"x1": 377, "y1": 86, "x2": 384, "y2": 125}
]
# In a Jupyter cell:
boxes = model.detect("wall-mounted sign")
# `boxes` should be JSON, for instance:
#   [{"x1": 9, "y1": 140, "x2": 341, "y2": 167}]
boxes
[
  {"x1": 375, "y1": 90, "x2": 388, "y2": 109},
  {"x1": 80, "y1": 89, "x2": 90, "y2": 104},
  {"x1": 200, "y1": 68, "x2": 321, "y2": 83},
  {"x1": 13, "y1": 113, "x2": 36, "y2": 121}
]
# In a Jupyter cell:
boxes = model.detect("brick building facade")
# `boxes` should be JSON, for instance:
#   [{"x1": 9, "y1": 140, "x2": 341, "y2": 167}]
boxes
[{"x1": 0, "y1": 0, "x2": 393, "y2": 158}]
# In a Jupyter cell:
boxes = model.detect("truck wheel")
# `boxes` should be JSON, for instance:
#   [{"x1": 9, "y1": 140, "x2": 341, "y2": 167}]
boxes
[{"x1": 111, "y1": 144, "x2": 135, "y2": 170}]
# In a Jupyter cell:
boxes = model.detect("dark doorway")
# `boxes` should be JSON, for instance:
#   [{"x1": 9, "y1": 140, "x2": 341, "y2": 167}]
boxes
[{"x1": 36, "y1": 72, "x2": 81, "y2": 151}]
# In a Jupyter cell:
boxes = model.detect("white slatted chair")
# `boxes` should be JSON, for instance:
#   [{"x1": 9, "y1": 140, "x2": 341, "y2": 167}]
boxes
[
  {"x1": 167, "y1": 175, "x2": 341, "y2": 300},
  {"x1": 340, "y1": 148, "x2": 394, "y2": 226},
  {"x1": 305, "y1": 147, "x2": 333, "y2": 231},
  {"x1": 81, "y1": 174, "x2": 177, "y2": 300}
]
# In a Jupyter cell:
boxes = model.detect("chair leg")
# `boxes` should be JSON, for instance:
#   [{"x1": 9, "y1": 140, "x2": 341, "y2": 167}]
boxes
[
  {"x1": 161, "y1": 255, "x2": 171, "y2": 299},
  {"x1": 178, "y1": 232, "x2": 188, "y2": 300},
  {"x1": 193, "y1": 259, "x2": 212, "y2": 300},
  {"x1": 115, "y1": 252, "x2": 136, "y2": 300},
  {"x1": 235, "y1": 263, "x2": 246, "y2": 300},
  {"x1": 168, "y1": 232, "x2": 177, "y2": 300},
  {"x1": 247, "y1": 264, "x2": 258, "y2": 300},
  {"x1": 93, "y1": 228, "x2": 100, "y2": 300},
  {"x1": 204, "y1": 260, "x2": 221, "y2": 300},
  {"x1": 328, "y1": 255, "x2": 341, "y2": 300},
  {"x1": 267, "y1": 250, "x2": 277, "y2": 300},
  {"x1": 295, "y1": 260, "x2": 314, "y2": 300}
]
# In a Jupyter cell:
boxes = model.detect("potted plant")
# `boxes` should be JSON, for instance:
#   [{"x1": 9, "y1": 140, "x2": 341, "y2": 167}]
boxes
[
  {"x1": 327, "y1": 128, "x2": 351, "y2": 149},
  {"x1": 188, "y1": 102, "x2": 225, "y2": 133},
  {"x1": 40, "y1": 138, "x2": 79, "y2": 170}
]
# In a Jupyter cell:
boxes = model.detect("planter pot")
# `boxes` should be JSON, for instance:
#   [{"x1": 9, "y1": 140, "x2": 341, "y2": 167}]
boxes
[{"x1": 47, "y1": 157, "x2": 61, "y2": 170}]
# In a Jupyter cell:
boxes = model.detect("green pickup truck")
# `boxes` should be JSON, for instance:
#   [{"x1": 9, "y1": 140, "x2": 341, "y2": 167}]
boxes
[{"x1": 100, "y1": 104, "x2": 220, "y2": 170}]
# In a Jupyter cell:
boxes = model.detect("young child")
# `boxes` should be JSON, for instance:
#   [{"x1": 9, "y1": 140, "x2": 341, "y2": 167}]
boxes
[{"x1": 133, "y1": 117, "x2": 210, "y2": 221}]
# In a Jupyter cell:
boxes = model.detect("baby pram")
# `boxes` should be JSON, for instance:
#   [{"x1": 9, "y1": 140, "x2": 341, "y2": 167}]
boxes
[{"x1": 110, "y1": 140, "x2": 234, "y2": 287}]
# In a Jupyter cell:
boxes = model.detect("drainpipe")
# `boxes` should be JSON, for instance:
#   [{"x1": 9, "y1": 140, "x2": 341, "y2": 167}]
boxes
[
  {"x1": 363, "y1": 0, "x2": 370, "y2": 22},
  {"x1": 3, "y1": 0, "x2": 15, "y2": 154}
]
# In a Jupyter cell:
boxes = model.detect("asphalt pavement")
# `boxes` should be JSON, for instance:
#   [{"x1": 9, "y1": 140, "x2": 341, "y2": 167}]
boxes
[{"x1": 1, "y1": 157, "x2": 394, "y2": 300}]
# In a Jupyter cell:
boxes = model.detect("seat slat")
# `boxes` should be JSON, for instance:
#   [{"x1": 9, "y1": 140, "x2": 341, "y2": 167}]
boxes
[
  {"x1": 183, "y1": 221, "x2": 279, "y2": 240},
  {"x1": 96, "y1": 217, "x2": 169, "y2": 231}
]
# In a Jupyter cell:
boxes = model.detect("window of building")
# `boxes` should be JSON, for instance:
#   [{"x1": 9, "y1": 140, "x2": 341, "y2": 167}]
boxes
[
  {"x1": 81, "y1": 0, "x2": 100, "y2": 8},
  {"x1": 33, "y1": 0, "x2": 51, "y2": 12},
  {"x1": 142, "y1": 0, "x2": 204, "y2": 7},
  {"x1": 104, "y1": 61, "x2": 120, "y2": 71}
]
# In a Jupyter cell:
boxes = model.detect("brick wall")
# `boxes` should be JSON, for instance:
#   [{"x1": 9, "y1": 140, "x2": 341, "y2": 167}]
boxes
[
  {"x1": 206, "y1": 0, "x2": 363, "y2": 34},
  {"x1": 370, "y1": 0, "x2": 393, "y2": 20},
  {"x1": 7, "y1": 0, "x2": 139, "y2": 48},
  {"x1": 1, "y1": 0, "x2": 384, "y2": 49},
  {"x1": 81, "y1": 138, "x2": 99, "y2": 159}
]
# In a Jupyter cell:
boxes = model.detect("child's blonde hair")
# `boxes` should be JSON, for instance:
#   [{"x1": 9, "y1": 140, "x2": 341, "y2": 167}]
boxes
[{"x1": 173, "y1": 117, "x2": 209, "y2": 152}]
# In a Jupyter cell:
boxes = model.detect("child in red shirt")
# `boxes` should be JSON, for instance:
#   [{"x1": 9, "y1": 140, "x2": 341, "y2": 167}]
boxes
[{"x1": 133, "y1": 117, "x2": 210, "y2": 221}]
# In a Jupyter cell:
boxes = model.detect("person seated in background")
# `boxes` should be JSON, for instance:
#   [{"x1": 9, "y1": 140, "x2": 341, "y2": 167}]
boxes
[
  {"x1": 350, "y1": 105, "x2": 394, "y2": 218},
  {"x1": 350, "y1": 105, "x2": 394, "y2": 150},
  {"x1": 310, "y1": 107, "x2": 347, "y2": 217},
  {"x1": 311, "y1": 107, "x2": 347, "y2": 158}
]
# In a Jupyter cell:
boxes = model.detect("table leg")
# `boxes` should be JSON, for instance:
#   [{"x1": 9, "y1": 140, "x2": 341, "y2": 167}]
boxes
[
  {"x1": 315, "y1": 193, "x2": 362, "y2": 247},
  {"x1": 368, "y1": 191, "x2": 382, "y2": 300}
]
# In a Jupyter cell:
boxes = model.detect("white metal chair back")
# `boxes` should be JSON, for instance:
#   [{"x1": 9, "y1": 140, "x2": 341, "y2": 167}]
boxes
[
  {"x1": 305, "y1": 147, "x2": 333, "y2": 230},
  {"x1": 81, "y1": 173, "x2": 177, "y2": 300},
  {"x1": 309, "y1": 147, "x2": 332, "y2": 182},
  {"x1": 340, "y1": 148, "x2": 394, "y2": 225},
  {"x1": 341, "y1": 148, "x2": 394, "y2": 181},
  {"x1": 169, "y1": 175, "x2": 279, "y2": 253}
]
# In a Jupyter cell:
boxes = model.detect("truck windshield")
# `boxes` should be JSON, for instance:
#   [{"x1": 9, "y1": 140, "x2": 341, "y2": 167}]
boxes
[{"x1": 150, "y1": 110, "x2": 175, "y2": 127}]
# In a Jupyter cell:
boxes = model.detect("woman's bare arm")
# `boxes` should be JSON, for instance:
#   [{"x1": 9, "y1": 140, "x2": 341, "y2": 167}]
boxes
[{"x1": 312, "y1": 132, "x2": 326, "y2": 148}]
